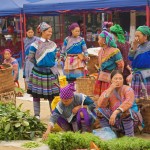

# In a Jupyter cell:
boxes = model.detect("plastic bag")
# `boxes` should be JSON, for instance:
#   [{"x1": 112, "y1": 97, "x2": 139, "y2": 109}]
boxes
[{"x1": 93, "y1": 127, "x2": 117, "y2": 140}]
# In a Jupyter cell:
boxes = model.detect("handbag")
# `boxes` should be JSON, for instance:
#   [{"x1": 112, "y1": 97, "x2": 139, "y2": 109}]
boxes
[
  {"x1": 98, "y1": 71, "x2": 111, "y2": 83},
  {"x1": 97, "y1": 49, "x2": 111, "y2": 83}
]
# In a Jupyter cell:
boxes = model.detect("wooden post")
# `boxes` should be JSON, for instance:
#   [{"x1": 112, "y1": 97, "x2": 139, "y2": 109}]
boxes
[
  {"x1": 83, "y1": 13, "x2": 86, "y2": 40},
  {"x1": 146, "y1": 5, "x2": 150, "y2": 26},
  {"x1": 19, "y1": 14, "x2": 24, "y2": 64},
  {"x1": 129, "y1": 10, "x2": 136, "y2": 43}
]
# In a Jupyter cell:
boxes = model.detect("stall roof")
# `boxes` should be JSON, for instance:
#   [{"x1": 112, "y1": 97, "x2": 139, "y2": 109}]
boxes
[
  {"x1": 23, "y1": 0, "x2": 147, "y2": 14},
  {"x1": 0, "y1": 0, "x2": 43, "y2": 16}
]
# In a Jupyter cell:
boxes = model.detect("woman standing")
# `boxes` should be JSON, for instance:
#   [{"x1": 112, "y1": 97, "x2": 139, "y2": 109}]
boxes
[
  {"x1": 110, "y1": 24, "x2": 132, "y2": 85},
  {"x1": 27, "y1": 22, "x2": 60, "y2": 119},
  {"x1": 94, "y1": 30, "x2": 124, "y2": 96},
  {"x1": 128, "y1": 26, "x2": 150, "y2": 99},
  {"x1": 23, "y1": 27, "x2": 37, "y2": 90},
  {"x1": 60, "y1": 23, "x2": 89, "y2": 83},
  {"x1": 97, "y1": 70, "x2": 143, "y2": 137}
]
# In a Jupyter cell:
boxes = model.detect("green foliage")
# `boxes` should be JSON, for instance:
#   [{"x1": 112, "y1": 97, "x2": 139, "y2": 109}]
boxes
[
  {"x1": 46, "y1": 132, "x2": 150, "y2": 150},
  {"x1": 0, "y1": 103, "x2": 46, "y2": 140},
  {"x1": 22, "y1": 142, "x2": 40, "y2": 148}
]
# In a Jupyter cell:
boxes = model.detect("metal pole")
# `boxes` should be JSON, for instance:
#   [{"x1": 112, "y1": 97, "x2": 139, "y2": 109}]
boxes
[{"x1": 20, "y1": 14, "x2": 24, "y2": 65}]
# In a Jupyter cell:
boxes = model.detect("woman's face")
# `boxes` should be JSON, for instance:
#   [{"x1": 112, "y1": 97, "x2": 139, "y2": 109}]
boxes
[
  {"x1": 135, "y1": 31, "x2": 148, "y2": 44},
  {"x1": 42, "y1": 27, "x2": 52, "y2": 40},
  {"x1": 61, "y1": 98, "x2": 73, "y2": 106},
  {"x1": 98, "y1": 36, "x2": 106, "y2": 47},
  {"x1": 111, "y1": 73, "x2": 124, "y2": 88},
  {"x1": 71, "y1": 27, "x2": 80, "y2": 37},
  {"x1": 4, "y1": 51, "x2": 11, "y2": 60},
  {"x1": 26, "y1": 29, "x2": 34, "y2": 38}
]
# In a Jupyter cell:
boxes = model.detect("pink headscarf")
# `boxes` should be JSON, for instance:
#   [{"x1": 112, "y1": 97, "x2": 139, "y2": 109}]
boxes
[
  {"x1": 60, "y1": 82, "x2": 76, "y2": 100},
  {"x1": 3, "y1": 49, "x2": 12, "y2": 54},
  {"x1": 69, "y1": 23, "x2": 79, "y2": 35}
]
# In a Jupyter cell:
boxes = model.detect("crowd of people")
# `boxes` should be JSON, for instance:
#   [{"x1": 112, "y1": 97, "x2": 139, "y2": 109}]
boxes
[{"x1": 1, "y1": 21, "x2": 150, "y2": 140}]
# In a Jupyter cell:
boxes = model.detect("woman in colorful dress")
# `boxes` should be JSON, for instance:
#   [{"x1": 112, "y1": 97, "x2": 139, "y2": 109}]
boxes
[
  {"x1": 110, "y1": 24, "x2": 132, "y2": 85},
  {"x1": 128, "y1": 26, "x2": 150, "y2": 99},
  {"x1": 60, "y1": 23, "x2": 89, "y2": 83},
  {"x1": 3, "y1": 49, "x2": 19, "y2": 86},
  {"x1": 23, "y1": 27, "x2": 37, "y2": 90},
  {"x1": 42, "y1": 82, "x2": 96, "y2": 140},
  {"x1": 97, "y1": 70, "x2": 143, "y2": 137},
  {"x1": 27, "y1": 22, "x2": 60, "y2": 119},
  {"x1": 94, "y1": 30, "x2": 124, "y2": 96}
]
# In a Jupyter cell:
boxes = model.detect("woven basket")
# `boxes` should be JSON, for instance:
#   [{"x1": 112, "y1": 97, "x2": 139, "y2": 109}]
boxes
[
  {"x1": 137, "y1": 99, "x2": 150, "y2": 133},
  {"x1": 0, "y1": 64, "x2": 15, "y2": 93},
  {"x1": 76, "y1": 76, "x2": 96, "y2": 96},
  {"x1": 87, "y1": 55, "x2": 98, "y2": 74},
  {"x1": 0, "y1": 90, "x2": 16, "y2": 104}
]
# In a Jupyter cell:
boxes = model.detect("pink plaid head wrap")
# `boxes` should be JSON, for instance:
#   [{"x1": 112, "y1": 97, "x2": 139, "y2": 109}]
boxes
[
  {"x1": 4, "y1": 49, "x2": 12, "y2": 54},
  {"x1": 60, "y1": 82, "x2": 76, "y2": 100}
]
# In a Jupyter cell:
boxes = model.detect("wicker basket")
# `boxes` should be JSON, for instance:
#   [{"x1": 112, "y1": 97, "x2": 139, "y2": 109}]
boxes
[
  {"x1": 137, "y1": 99, "x2": 150, "y2": 133},
  {"x1": 0, "y1": 64, "x2": 15, "y2": 93},
  {"x1": 87, "y1": 55, "x2": 98, "y2": 74},
  {"x1": 0, "y1": 90, "x2": 16, "y2": 104},
  {"x1": 76, "y1": 76, "x2": 96, "y2": 96}
]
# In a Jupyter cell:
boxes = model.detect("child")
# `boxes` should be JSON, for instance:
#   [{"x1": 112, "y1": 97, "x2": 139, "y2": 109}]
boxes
[
  {"x1": 42, "y1": 82, "x2": 96, "y2": 140},
  {"x1": 3, "y1": 49, "x2": 19, "y2": 86},
  {"x1": 23, "y1": 27, "x2": 37, "y2": 90}
]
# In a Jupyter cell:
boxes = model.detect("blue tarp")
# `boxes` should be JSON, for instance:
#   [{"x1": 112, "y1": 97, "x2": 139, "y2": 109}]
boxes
[
  {"x1": 23, "y1": 0, "x2": 147, "y2": 14},
  {"x1": 0, "y1": 0, "x2": 43, "y2": 16}
]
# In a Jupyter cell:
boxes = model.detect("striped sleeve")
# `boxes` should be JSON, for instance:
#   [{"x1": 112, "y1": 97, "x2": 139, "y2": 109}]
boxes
[
  {"x1": 60, "y1": 38, "x2": 68, "y2": 58},
  {"x1": 28, "y1": 41, "x2": 38, "y2": 64},
  {"x1": 81, "y1": 38, "x2": 88, "y2": 56}
]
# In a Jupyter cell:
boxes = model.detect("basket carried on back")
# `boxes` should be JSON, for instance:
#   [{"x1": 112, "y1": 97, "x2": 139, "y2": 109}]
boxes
[
  {"x1": 76, "y1": 76, "x2": 96, "y2": 96},
  {"x1": 137, "y1": 99, "x2": 150, "y2": 134},
  {"x1": 0, "y1": 64, "x2": 15, "y2": 94}
]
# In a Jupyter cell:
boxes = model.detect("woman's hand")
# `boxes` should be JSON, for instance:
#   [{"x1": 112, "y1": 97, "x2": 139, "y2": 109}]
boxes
[
  {"x1": 126, "y1": 73, "x2": 132, "y2": 84},
  {"x1": 42, "y1": 124, "x2": 51, "y2": 140},
  {"x1": 132, "y1": 37, "x2": 139, "y2": 51},
  {"x1": 109, "y1": 110, "x2": 120, "y2": 126},
  {"x1": 72, "y1": 106, "x2": 81, "y2": 114},
  {"x1": 84, "y1": 56, "x2": 90, "y2": 61}
]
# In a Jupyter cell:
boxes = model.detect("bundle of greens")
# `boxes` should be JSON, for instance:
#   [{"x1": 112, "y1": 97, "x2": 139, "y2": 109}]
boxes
[
  {"x1": 0, "y1": 103, "x2": 46, "y2": 140},
  {"x1": 46, "y1": 132, "x2": 150, "y2": 150}
]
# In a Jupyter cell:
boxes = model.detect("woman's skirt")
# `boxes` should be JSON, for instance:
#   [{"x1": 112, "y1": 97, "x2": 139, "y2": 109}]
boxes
[
  {"x1": 94, "y1": 80, "x2": 110, "y2": 96},
  {"x1": 64, "y1": 56, "x2": 85, "y2": 80},
  {"x1": 131, "y1": 73, "x2": 150, "y2": 99},
  {"x1": 27, "y1": 66, "x2": 60, "y2": 99}
]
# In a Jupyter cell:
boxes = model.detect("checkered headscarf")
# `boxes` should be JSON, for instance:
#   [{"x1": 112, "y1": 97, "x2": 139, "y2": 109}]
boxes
[
  {"x1": 60, "y1": 83, "x2": 76, "y2": 100},
  {"x1": 37, "y1": 22, "x2": 51, "y2": 33}
]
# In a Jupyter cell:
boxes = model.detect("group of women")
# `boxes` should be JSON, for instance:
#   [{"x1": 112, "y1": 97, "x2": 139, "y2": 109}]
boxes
[{"x1": 3, "y1": 21, "x2": 150, "y2": 139}]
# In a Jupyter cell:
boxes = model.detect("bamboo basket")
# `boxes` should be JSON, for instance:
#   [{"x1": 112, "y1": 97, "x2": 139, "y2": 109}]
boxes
[
  {"x1": 87, "y1": 55, "x2": 98, "y2": 74},
  {"x1": 137, "y1": 99, "x2": 150, "y2": 133},
  {"x1": 0, "y1": 64, "x2": 15, "y2": 93},
  {"x1": 76, "y1": 76, "x2": 96, "y2": 96},
  {"x1": 0, "y1": 90, "x2": 16, "y2": 104}
]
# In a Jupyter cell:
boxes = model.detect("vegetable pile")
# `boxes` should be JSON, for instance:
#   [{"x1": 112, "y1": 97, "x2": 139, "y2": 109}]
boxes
[
  {"x1": 22, "y1": 142, "x2": 40, "y2": 148},
  {"x1": 0, "y1": 103, "x2": 46, "y2": 140},
  {"x1": 47, "y1": 132, "x2": 150, "y2": 150}
]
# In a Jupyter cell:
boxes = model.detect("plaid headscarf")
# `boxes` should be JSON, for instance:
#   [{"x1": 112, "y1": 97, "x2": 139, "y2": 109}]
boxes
[
  {"x1": 37, "y1": 22, "x2": 51, "y2": 33},
  {"x1": 99, "y1": 30, "x2": 117, "y2": 48},
  {"x1": 4, "y1": 49, "x2": 12, "y2": 54},
  {"x1": 60, "y1": 82, "x2": 76, "y2": 100},
  {"x1": 102, "y1": 21, "x2": 113, "y2": 31},
  {"x1": 136, "y1": 26, "x2": 150, "y2": 36},
  {"x1": 69, "y1": 23, "x2": 79, "y2": 35},
  {"x1": 110, "y1": 24, "x2": 125, "y2": 44}
]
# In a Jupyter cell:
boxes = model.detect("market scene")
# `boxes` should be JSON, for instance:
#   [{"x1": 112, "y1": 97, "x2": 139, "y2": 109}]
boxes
[{"x1": 0, "y1": 0, "x2": 150, "y2": 150}]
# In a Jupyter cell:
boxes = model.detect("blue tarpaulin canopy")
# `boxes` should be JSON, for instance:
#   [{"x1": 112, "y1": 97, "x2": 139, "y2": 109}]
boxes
[
  {"x1": 23, "y1": 0, "x2": 147, "y2": 14},
  {"x1": 0, "y1": 0, "x2": 43, "y2": 16}
]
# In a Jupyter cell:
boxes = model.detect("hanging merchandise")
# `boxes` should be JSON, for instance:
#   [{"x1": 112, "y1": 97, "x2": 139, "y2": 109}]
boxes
[
  {"x1": 88, "y1": 13, "x2": 91, "y2": 24},
  {"x1": 7, "y1": 25, "x2": 14, "y2": 34}
]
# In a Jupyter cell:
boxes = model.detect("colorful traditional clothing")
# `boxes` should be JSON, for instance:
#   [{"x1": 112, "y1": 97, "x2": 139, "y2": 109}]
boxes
[
  {"x1": 23, "y1": 36, "x2": 37, "y2": 81},
  {"x1": 27, "y1": 37, "x2": 60, "y2": 100},
  {"x1": 110, "y1": 24, "x2": 131, "y2": 84},
  {"x1": 98, "y1": 85, "x2": 143, "y2": 136},
  {"x1": 60, "y1": 36, "x2": 88, "y2": 81},
  {"x1": 94, "y1": 31, "x2": 124, "y2": 96},
  {"x1": 129, "y1": 40, "x2": 150, "y2": 99},
  {"x1": 50, "y1": 93, "x2": 96, "y2": 132},
  {"x1": 3, "y1": 57, "x2": 19, "y2": 82}
]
